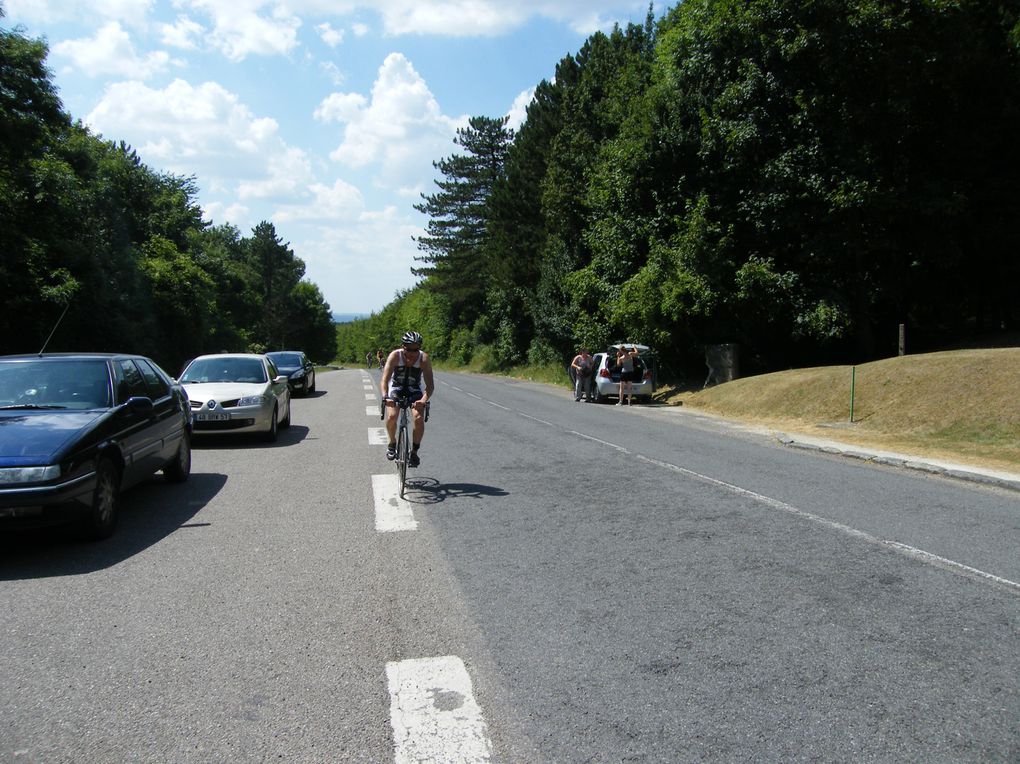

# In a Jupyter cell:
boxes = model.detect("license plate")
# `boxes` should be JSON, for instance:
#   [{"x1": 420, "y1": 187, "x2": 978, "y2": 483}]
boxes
[
  {"x1": 0, "y1": 506, "x2": 43, "y2": 518},
  {"x1": 197, "y1": 412, "x2": 230, "y2": 421}
]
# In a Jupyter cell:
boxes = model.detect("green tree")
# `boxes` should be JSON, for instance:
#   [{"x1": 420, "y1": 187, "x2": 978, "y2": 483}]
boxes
[
  {"x1": 245, "y1": 221, "x2": 305, "y2": 350},
  {"x1": 413, "y1": 115, "x2": 513, "y2": 325},
  {"x1": 138, "y1": 236, "x2": 215, "y2": 371},
  {"x1": 289, "y1": 281, "x2": 337, "y2": 362}
]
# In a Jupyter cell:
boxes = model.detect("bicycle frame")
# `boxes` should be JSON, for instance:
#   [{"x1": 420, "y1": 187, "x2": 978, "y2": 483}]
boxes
[{"x1": 382, "y1": 393, "x2": 416, "y2": 498}]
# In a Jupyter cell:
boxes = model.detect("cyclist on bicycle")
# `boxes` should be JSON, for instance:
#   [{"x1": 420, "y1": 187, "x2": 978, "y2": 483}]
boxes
[{"x1": 381, "y1": 331, "x2": 435, "y2": 467}]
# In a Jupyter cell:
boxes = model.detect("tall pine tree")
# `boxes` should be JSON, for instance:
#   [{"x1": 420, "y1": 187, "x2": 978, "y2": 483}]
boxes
[{"x1": 413, "y1": 115, "x2": 512, "y2": 325}]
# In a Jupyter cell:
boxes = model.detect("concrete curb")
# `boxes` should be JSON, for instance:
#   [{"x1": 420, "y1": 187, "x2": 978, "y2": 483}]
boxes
[{"x1": 776, "y1": 433, "x2": 1020, "y2": 493}]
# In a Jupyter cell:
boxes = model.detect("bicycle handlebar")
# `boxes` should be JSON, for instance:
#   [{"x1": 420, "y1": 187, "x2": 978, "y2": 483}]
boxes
[{"x1": 380, "y1": 396, "x2": 430, "y2": 421}]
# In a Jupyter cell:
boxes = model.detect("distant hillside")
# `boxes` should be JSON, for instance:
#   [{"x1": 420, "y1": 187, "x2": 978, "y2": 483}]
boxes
[{"x1": 332, "y1": 313, "x2": 370, "y2": 323}]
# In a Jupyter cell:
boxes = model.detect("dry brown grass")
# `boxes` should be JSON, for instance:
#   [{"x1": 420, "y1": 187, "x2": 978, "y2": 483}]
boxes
[{"x1": 660, "y1": 348, "x2": 1020, "y2": 473}]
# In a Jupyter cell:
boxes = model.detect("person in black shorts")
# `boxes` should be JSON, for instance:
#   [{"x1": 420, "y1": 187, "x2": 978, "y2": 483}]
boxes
[{"x1": 380, "y1": 331, "x2": 435, "y2": 467}]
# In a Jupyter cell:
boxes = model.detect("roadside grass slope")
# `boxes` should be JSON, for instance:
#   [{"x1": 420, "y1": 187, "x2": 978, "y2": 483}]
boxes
[{"x1": 665, "y1": 348, "x2": 1020, "y2": 472}]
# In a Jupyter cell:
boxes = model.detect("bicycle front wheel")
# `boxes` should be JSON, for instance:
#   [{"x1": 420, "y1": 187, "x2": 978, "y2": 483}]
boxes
[{"x1": 396, "y1": 413, "x2": 409, "y2": 498}]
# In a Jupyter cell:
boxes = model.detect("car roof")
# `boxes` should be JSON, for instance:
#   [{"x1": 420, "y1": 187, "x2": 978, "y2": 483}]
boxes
[
  {"x1": 607, "y1": 343, "x2": 650, "y2": 352},
  {"x1": 0, "y1": 352, "x2": 143, "y2": 361},
  {"x1": 188, "y1": 353, "x2": 267, "y2": 361}
]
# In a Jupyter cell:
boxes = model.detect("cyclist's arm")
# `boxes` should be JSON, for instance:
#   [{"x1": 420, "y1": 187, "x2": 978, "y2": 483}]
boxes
[
  {"x1": 380, "y1": 351, "x2": 397, "y2": 398},
  {"x1": 421, "y1": 355, "x2": 435, "y2": 403}
]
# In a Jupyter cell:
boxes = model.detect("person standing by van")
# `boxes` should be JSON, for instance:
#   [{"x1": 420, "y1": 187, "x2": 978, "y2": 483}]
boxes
[
  {"x1": 570, "y1": 348, "x2": 594, "y2": 402},
  {"x1": 616, "y1": 345, "x2": 639, "y2": 405}
]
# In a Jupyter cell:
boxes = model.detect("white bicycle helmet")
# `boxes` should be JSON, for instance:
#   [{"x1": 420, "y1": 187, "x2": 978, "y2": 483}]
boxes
[{"x1": 401, "y1": 330, "x2": 423, "y2": 346}]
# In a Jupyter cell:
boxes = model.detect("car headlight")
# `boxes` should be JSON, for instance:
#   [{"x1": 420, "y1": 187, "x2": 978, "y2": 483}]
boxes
[
  {"x1": 237, "y1": 395, "x2": 269, "y2": 406},
  {"x1": 290, "y1": 370, "x2": 306, "y2": 380},
  {"x1": 0, "y1": 465, "x2": 61, "y2": 484}
]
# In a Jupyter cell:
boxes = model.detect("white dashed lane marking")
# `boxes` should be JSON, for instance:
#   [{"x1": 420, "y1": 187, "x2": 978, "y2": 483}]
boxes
[
  {"x1": 387, "y1": 656, "x2": 492, "y2": 764},
  {"x1": 368, "y1": 428, "x2": 387, "y2": 445},
  {"x1": 366, "y1": 405, "x2": 379, "y2": 417},
  {"x1": 371, "y1": 473, "x2": 417, "y2": 532}
]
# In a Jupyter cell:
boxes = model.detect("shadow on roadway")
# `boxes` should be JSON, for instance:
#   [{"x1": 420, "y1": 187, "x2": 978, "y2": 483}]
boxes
[
  {"x1": 403, "y1": 476, "x2": 509, "y2": 506},
  {"x1": 0, "y1": 471, "x2": 227, "y2": 580},
  {"x1": 191, "y1": 424, "x2": 309, "y2": 450}
]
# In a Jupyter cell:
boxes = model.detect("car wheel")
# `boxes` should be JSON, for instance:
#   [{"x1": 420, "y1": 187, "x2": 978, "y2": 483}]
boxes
[
  {"x1": 308, "y1": 372, "x2": 315, "y2": 393},
  {"x1": 264, "y1": 405, "x2": 279, "y2": 442},
  {"x1": 281, "y1": 398, "x2": 291, "y2": 428},
  {"x1": 164, "y1": 431, "x2": 191, "y2": 483},
  {"x1": 81, "y1": 457, "x2": 120, "y2": 541}
]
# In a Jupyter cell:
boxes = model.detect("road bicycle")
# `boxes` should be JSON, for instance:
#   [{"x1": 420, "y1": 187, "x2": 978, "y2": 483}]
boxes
[{"x1": 381, "y1": 392, "x2": 429, "y2": 498}]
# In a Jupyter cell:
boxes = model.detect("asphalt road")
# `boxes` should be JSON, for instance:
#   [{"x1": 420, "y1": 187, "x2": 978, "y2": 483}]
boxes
[{"x1": 1, "y1": 367, "x2": 1017, "y2": 762}]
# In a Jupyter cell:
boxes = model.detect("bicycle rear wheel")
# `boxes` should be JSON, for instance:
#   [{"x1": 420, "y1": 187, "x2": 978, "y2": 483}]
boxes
[{"x1": 396, "y1": 410, "x2": 409, "y2": 498}]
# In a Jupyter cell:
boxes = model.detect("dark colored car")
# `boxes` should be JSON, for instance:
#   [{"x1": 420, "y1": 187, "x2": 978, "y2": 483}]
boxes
[
  {"x1": 0, "y1": 353, "x2": 192, "y2": 540},
  {"x1": 265, "y1": 350, "x2": 316, "y2": 397}
]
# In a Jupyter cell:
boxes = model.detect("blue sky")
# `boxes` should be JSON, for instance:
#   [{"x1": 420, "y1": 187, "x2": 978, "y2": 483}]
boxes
[{"x1": 4, "y1": 0, "x2": 653, "y2": 314}]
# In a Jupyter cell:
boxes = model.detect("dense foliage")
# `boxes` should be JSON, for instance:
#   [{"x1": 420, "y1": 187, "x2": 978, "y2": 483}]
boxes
[
  {"x1": 0, "y1": 21, "x2": 336, "y2": 372},
  {"x1": 337, "y1": 0, "x2": 1020, "y2": 380}
]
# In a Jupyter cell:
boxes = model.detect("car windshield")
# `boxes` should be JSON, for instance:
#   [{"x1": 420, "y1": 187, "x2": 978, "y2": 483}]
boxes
[
  {"x1": 0, "y1": 359, "x2": 111, "y2": 409},
  {"x1": 181, "y1": 357, "x2": 268, "y2": 384},
  {"x1": 267, "y1": 352, "x2": 302, "y2": 366}
]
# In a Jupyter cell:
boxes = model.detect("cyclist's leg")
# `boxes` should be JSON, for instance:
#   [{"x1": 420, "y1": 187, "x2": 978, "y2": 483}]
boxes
[
  {"x1": 408, "y1": 391, "x2": 425, "y2": 443},
  {"x1": 384, "y1": 399, "x2": 399, "y2": 457},
  {"x1": 408, "y1": 391, "x2": 425, "y2": 466}
]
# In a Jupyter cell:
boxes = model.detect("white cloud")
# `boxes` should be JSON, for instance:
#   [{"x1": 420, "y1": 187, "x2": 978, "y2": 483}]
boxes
[
  {"x1": 85, "y1": 78, "x2": 313, "y2": 209},
  {"x1": 204, "y1": 200, "x2": 251, "y2": 227},
  {"x1": 6, "y1": 1, "x2": 645, "y2": 43},
  {"x1": 506, "y1": 87, "x2": 534, "y2": 131},
  {"x1": 274, "y1": 179, "x2": 365, "y2": 223},
  {"x1": 373, "y1": 1, "x2": 527, "y2": 37},
  {"x1": 52, "y1": 21, "x2": 171, "y2": 79},
  {"x1": 159, "y1": 15, "x2": 206, "y2": 49},
  {"x1": 315, "y1": 53, "x2": 466, "y2": 190},
  {"x1": 316, "y1": 1, "x2": 647, "y2": 38},
  {"x1": 320, "y1": 61, "x2": 346, "y2": 86},
  {"x1": 316, "y1": 22, "x2": 345, "y2": 47},
  {"x1": 183, "y1": 0, "x2": 302, "y2": 61},
  {"x1": 314, "y1": 92, "x2": 367, "y2": 123},
  {"x1": 3, "y1": 0, "x2": 153, "y2": 25},
  {"x1": 296, "y1": 205, "x2": 424, "y2": 312}
]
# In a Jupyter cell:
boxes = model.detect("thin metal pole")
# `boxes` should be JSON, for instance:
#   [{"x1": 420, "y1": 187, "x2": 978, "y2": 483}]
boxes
[{"x1": 850, "y1": 366, "x2": 856, "y2": 423}]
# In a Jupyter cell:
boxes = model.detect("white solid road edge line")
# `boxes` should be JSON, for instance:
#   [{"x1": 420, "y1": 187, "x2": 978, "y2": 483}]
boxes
[
  {"x1": 371, "y1": 473, "x2": 417, "y2": 532},
  {"x1": 386, "y1": 656, "x2": 493, "y2": 764},
  {"x1": 633, "y1": 454, "x2": 1020, "y2": 594}
]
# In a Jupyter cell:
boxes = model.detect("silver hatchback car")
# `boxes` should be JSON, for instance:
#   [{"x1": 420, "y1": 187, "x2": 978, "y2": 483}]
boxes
[{"x1": 590, "y1": 344, "x2": 656, "y2": 403}]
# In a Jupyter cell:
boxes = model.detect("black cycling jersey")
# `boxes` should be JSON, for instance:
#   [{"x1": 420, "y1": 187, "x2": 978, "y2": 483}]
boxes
[{"x1": 387, "y1": 349, "x2": 423, "y2": 397}]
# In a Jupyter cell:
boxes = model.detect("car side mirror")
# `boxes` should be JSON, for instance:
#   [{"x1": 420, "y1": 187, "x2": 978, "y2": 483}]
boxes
[
  {"x1": 273, "y1": 375, "x2": 288, "y2": 385},
  {"x1": 123, "y1": 396, "x2": 154, "y2": 415}
]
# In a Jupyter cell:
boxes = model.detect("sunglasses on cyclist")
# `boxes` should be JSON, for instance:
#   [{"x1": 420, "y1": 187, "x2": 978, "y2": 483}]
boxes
[{"x1": 402, "y1": 345, "x2": 421, "y2": 352}]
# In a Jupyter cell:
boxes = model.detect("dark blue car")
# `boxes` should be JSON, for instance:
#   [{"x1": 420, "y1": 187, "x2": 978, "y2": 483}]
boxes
[
  {"x1": 265, "y1": 350, "x2": 316, "y2": 397},
  {"x1": 0, "y1": 353, "x2": 192, "y2": 540}
]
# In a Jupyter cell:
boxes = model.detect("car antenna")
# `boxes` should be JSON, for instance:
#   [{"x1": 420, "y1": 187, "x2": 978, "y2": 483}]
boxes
[{"x1": 38, "y1": 301, "x2": 71, "y2": 356}]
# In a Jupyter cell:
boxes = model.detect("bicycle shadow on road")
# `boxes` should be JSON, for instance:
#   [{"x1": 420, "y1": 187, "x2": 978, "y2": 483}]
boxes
[{"x1": 403, "y1": 477, "x2": 509, "y2": 506}]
